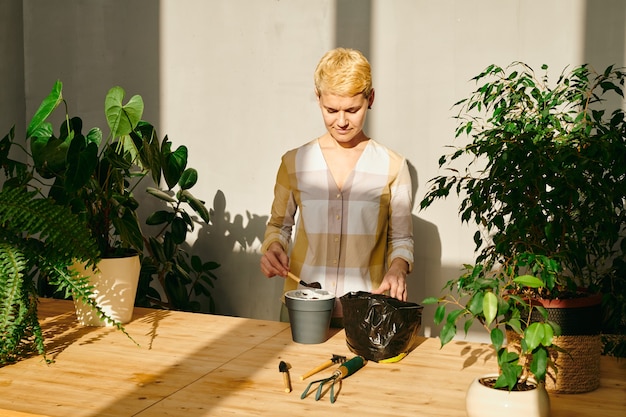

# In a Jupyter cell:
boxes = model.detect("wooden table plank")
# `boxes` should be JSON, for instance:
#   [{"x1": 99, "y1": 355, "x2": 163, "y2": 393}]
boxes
[
  {"x1": 0, "y1": 411, "x2": 53, "y2": 417},
  {"x1": 134, "y1": 320, "x2": 626, "y2": 417},
  {"x1": 0, "y1": 299, "x2": 624, "y2": 417},
  {"x1": 135, "y1": 328, "x2": 495, "y2": 416},
  {"x1": 0, "y1": 298, "x2": 289, "y2": 417}
]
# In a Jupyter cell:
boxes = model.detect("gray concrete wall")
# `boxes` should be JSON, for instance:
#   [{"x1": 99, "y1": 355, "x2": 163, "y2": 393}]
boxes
[
  {"x1": 4, "y1": 0, "x2": 625, "y2": 340},
  {"x1": 0, "y1": 0, "x2": 25, "y2": 143}
]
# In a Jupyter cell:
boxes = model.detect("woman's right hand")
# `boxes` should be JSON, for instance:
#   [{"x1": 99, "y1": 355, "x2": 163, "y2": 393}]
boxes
[{"x1": 260, "y1": 242, "x2": 290, "y2": 278}]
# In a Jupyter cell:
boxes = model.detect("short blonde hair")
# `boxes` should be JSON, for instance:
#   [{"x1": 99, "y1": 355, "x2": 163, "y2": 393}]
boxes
[{"x1": 314, "y1": 48, "x2": 373, "y2": 98}]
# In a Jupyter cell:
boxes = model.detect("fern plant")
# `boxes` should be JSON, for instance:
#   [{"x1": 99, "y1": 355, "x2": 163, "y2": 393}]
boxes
[{"x1": 0, "y1": 187, "x2": 108, "y2": 365}]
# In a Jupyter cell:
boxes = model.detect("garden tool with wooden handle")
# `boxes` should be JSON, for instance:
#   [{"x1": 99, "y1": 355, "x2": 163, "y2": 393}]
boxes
[
  {"x1": 300, "y1": 356, "x2": 367, "y2": 403},
  {"x1": 300, "y1": 354, "x2": 347, "y2": 380},
  {"x1": 286, "y1": 271, "x2": 322, "y2": 289}
]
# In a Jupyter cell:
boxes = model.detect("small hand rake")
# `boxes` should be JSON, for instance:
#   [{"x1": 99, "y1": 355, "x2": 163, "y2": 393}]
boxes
[{"x1": 300, "y1": 356, "x2": 367, "y2": 403}]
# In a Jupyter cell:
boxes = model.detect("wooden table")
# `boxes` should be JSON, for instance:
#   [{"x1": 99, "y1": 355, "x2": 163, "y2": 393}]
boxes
[{"x1": 0, "y1": 299, "x2": 624, "y2": 417}]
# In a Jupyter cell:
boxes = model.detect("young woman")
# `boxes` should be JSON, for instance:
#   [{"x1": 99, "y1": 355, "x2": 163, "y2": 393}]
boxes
[{"x1": 260, "y1": 48, "x2": 414, "y2": 322}]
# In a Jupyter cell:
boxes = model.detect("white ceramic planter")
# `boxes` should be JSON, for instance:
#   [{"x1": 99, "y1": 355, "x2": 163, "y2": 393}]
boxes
[
  {"x1": 466, "y1": 375, "x2": 550, "y2": 417},
  {"x1": 72, "y1": 254, "x2": 141, "y2": 326}
]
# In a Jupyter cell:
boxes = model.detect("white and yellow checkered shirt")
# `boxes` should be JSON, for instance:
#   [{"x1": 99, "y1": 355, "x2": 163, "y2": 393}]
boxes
[{"x1": 263, "y1": 138, "x2": 414, "y2": 306}]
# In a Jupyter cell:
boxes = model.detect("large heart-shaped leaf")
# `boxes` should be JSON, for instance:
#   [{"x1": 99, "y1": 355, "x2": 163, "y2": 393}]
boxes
[
  {"x1": 65, "y1": 137, "x2": 99, "y2": 192},
  {"x1": 163, "y1": 142, "x2": 188, "y2": 189},
  {"x1": 31, "y1": 134, "x2": 70, "y2": 179},
  {"x1": 105, "y1": 86, "x2": 144, "y2": 139}
]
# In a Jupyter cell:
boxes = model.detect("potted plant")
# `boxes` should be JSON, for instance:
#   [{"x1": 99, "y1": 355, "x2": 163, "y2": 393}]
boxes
[
  {"x1": 0, "y1": 185, "x2": 118, "y2": 365},
  {"x1": 3, "y1": 81, "x2": 218, "y2": 325},
  {"x1": 420, "y1": 62, "x2": 626, "y2": 405},
  {"x1": 138, "y1": 154, "x2": 221, "y2": 313},
  {"x1": 423, "y1": 252, "x2": 556, "y2": 417}
]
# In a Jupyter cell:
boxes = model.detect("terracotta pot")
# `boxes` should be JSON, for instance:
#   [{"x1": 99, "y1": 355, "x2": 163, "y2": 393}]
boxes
[
  {"x1": 72, "y1": 253, "x2": 141, "y2": 326},
  {"x1": 466, "y1": 375, "x2": 550, "y2": 417},
  {"x1": 533, "y1": 292, "x2": 602, "y2": 309}
]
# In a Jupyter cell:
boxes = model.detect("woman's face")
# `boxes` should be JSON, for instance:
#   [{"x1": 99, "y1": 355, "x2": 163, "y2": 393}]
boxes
[{"x1": 318, "y1": 90, "x2": 374, "y2": 147}]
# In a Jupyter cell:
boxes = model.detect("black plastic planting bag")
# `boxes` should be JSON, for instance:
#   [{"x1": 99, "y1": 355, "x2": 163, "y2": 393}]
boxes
[{"x1": 340, "y1": 291, "x2": 423, "y2": 362}]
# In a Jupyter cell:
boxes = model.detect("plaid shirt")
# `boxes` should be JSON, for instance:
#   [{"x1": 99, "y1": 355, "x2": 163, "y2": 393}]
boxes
[{"x1": 262, "y1": 138, "x2": 414, "y2": 306}]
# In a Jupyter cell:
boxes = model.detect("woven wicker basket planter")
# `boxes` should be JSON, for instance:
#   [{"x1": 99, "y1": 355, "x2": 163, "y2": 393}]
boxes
[{"x1": 507, "y1": 293, "x2": 602, "y2": 394}]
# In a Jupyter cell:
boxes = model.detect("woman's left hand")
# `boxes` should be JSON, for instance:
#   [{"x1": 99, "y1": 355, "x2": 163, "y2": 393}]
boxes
[{"x1": 371, "y1": 259, "x2": 409, "y2": 301}]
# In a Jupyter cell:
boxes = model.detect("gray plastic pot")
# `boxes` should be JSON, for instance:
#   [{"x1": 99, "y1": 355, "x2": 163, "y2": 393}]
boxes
[{"x1": 285, "y1": 289, "x2": 335, "y2": 344}]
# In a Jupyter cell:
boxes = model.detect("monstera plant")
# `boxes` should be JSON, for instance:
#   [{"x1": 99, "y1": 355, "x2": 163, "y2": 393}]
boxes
[{"x1": 27, "y1": 81, "x2": 219, "y2": 313}]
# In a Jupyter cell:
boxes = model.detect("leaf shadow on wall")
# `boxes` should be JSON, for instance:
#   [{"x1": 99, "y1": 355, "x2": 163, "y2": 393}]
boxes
[{"x1": 193, "y1": 190, "x2": 285, "y2": 321}]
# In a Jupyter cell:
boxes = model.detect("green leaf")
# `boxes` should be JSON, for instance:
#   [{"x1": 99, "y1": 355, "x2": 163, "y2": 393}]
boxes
[
  {"x1": 530, "y1": 346, "x2": 548, "y2": 382},
  {"x1": 132, "y1": 122, "x2": 162, "y2": 181},
  {"x1": 439, "y1": 322, "x2": 456, "y2": 346},
  {"x1": 422, "y1": 296, "x2": 440, "y2": 305},
  {"x1": 146, "y1": 187, "x2": 177, "y2": 203},
  {"x1": 27, "y1": 121, "x2": 53, "y2": 144},
  {"x1": 482, "y1": 291, "x2": 498, "y2": 325},
  {"x1": 163, "y1": 232, "x2": 176, "y2": 259},
  {"x1": 202, "y1": 261, "x2": 220, "y2": 272},
  {"x1": 497, "y1": 348, "x2": 519, "y2": 364},
  {"x1": 85, "y1": 127, "x2": 103, "y2": 147},
  {"x1": 467, "y1": 291, "x2": 484, "y2": 315},
  {"x1": 146, "y1": 210, "x2": 172, "y2": 226},
  {"x1": 549, "y1": 321, "x2": 561, "y2": 337},
  {"x1": 541, "y1": 322, "x2": 554, "y2": 346},
  {"x1": 27, "y1": 80, "x2": 63, "y2": 139},
  {"x1": 171, "y1": 217, "x2": 188, "y2": 244},
  {"x1": 179, "y1": 168, "x2": 198, "y2": 190},
  {"x1": 463, "y1": 317, "x2": 474, "y2": 335},
  {"x1": 30, "y1": 134, "x2": 70, "y2": 179},
  {"x1": 524, "y1": 322, "x2": 545, "y2": 351},
  {"x1": 533, "y1": 306, "x2": 548, "y2": 321},
  {"x1": 506, "y1": 318, "x2": 523, "y2": 334},
  {"x1": 148, "y1": 236, "x2": 166, "y2": 263},
  {"x1": 105, "y1": 86, "x2": 144, "y2": 139},
  {"x1": 446, "y1": 308, "x2": 464, "y2": 324},
  {"x1": 163, "y1": 143, "x2": 188, "y2": 189},
  {"x1": 490, "y1": 327, "x2": 504, "y2": 351},
  {"x1": 181, "y1": 190, "x2": 209, "y2": 223},
  {"x1": 513, "y1": 274, "x2": 545, "y2": 288},
  {"x1": 65, "y1": 137, "x2": 99, "y2": 192},
  {"x1": 191, "y1": 255, "x2": 203, "y2": 272},
  {"x1": 111, "y1": 208, "x2": 144, "y2": 252},
  {"x1": 496, "y1": 360, "x2": 522, "y2": 391},
  {"x1": 433, "y1": 304, "x2": 445, "y2": 324}
]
